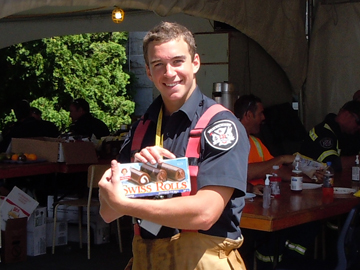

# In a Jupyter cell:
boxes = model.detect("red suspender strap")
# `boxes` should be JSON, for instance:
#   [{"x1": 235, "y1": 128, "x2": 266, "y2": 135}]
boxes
[
  {"x1": 130, "y1": 104, "x2": 229, "y2": 190},
  {"x1": 183, "y1": 103, "x2": 229, "y2": 196},
  {"x1": 130, "y1": 118, "x2": 151, "y2": 162}
]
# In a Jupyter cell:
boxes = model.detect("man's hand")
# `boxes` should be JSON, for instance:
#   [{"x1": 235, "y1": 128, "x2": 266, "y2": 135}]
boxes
[
  {"x1": 134, "y1": 145, "x2": 176, "y2": 164},
  {"x1": 99, "y1": 160, "x2": 128, "y2": 222},
  {"x1": 252, "y1": 184, "x2": 264, "y2": 196}
]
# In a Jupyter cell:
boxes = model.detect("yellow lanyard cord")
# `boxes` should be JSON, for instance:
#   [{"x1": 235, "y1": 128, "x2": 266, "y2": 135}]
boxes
[{"x1": 155, "y1": 107, "x2": 163, "y2": 147}]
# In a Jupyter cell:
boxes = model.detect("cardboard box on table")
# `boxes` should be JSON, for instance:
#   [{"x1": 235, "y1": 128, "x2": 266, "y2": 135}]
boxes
[
  {"x1": 0, "y1": 186, "x2": 39, "y2": 263},
  {"x1": 11, "y1": 137, "x2": 98, "y2": 164}
]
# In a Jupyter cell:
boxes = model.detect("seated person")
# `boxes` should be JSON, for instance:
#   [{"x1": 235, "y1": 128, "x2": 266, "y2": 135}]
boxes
[
  {"x1": 234, "y1": 95, "x2": 319, "y2": 193},
  {"x1": 68, "y1": 98, "x2": 110, "y2": 139},
  {"x1": 300, "y1": 100, "x2": 360, "y2": 172},
  {"x1": 30, "y1": 107, "x2": 59, "y2": 137},
  {"x1": 337, "y1": 90, "x2": 360, "y2": 156},
  {"x1": 235, "y1": 94, "x2": 323, "y2": 269},
  {"x1": 0, "y1": 100, "x2": 59, "y2": 152}
]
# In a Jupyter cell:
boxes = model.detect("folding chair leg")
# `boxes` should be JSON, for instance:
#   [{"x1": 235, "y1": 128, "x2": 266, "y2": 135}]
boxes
[
  {"x1": 87, "y1": 208, "x2": 91, "y2": 260},
  {"x1": 78, "y1": 206, "x2": 83, "y2": 249}
]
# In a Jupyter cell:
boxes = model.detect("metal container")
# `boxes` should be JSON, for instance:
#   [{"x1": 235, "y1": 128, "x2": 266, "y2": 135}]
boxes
[{"x1": 212, "y1": 82, "x2": 236, "y2": 111}]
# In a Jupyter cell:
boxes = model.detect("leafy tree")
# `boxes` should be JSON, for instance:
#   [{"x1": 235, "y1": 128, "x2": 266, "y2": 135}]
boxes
[{"x1": 0, "y1": 32, "x2": 135, "y2": 133}]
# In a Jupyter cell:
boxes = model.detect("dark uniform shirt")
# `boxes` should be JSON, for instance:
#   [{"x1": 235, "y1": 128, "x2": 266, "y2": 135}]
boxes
[
  {"x1": 300, "y1": 113, "x2": 342, "y2": 171},
  {"x1": 69, "y1": 113, "x2": 109, "y2": 139},
  {"x1": 119, "y1": 87, "x2": 249, "y2": 240}
]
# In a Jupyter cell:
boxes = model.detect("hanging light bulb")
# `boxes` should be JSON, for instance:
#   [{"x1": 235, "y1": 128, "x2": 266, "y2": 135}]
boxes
[{"x1": 112, "y1": 7, "x2": 125, "y2": 23}]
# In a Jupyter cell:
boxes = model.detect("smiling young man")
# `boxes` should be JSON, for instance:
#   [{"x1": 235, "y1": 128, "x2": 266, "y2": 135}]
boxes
[{"x1": 98, "y1": 22, "x2": 249, "y2": 270}]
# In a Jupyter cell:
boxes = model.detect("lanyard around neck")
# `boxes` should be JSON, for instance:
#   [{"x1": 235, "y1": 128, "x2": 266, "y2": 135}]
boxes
[{"x1": 155, "y1": 107, "x2": 163, "y2": 147}]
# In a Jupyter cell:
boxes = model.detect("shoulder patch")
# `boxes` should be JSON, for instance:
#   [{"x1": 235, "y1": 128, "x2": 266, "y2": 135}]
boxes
[
  {"x1": 204, "y1": 120, "x2": 238, "y2": 150},
  {"x1": 319, "y1": 137, "x2": 334, "y2": 149}
]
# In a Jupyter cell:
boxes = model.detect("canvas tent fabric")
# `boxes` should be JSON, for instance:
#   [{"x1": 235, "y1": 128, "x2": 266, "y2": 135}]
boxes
[
  {"x1": 0, "y1": 0, "x2": 307, "y2": 96},
  {"x1": 305, "y1": 2, "x2": 360, "y2": 130},
  {"x1": 1, "y1": 0, "x2": 359, "y2": 131}
]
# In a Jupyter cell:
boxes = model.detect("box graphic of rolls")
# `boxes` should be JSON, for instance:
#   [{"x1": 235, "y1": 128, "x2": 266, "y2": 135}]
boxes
[{"x1": 119, "y1": 157, "x2": 191, "y2": 198}]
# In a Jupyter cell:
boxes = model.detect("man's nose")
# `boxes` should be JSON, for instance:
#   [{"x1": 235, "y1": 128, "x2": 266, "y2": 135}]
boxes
[{"x1": 164, "y1": 64, "x2": 175, "y2": 77}]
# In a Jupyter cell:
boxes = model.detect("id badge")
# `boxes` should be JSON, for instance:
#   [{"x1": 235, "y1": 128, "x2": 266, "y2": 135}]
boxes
[{"x1": 139, "y1": 219, "x2": 162, "y2": 236}]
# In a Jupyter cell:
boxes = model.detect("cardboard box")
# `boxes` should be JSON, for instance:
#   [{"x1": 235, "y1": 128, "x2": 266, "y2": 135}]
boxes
[
  {"x1": 46, "y1": 218, "x2": 67, "y2": 247},
  {"x1": 27, "y1": 207, "x2": 46, "y2": 232},
  {"x1": 1, "y1": 186, "x2": 39, "y2": 231},
  {"x1": 27, "y1": 225, "x2": 46, "y2": 256},
  {"x1": 1, "y1": 217, "x2": 27, "y2": 263},
  {"x1": 11, "y1": 137, "x2": 98, "y2": 164},
  {"x1": 68, "y1": 217, "x2": 110, "y2": 245}
]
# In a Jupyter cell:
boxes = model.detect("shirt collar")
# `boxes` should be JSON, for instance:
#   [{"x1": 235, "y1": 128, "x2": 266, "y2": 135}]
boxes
[{"x1": 143, "y1": 86, "x2": 204, "y2": 123}]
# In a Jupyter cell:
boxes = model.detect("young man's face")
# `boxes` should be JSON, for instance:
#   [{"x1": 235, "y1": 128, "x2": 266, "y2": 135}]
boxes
[{"x1": 145, "y1": 38, "x2": 200, "y2": 110}]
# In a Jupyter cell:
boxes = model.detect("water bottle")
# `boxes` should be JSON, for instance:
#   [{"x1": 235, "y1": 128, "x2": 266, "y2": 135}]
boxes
[
  {"x1": 323, "y1": 161, "x2": 334, "y2": 196},
  {"x1": 352, "y1": 155, "x2": 360, "y2": 181},
  {"x1": 270, "y1": 165, "x2": 281, "y2": 198},
  {"x1": 263, "y1": 174, "x2": 271, "y2": 209},
  {"x1": 291, "y1": 156, "x2": 303, "y2": 192}
]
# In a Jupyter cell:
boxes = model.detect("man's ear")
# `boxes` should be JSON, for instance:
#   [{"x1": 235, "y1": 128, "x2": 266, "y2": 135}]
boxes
[
  {"x1": 192, "y1": 53, "x2": 200, "y2": 74},
  {"x1": 244, "y1": 110, "x2": 253, "y2": 119}
]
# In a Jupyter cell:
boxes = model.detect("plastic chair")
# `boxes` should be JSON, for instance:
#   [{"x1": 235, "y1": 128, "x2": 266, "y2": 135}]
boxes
[
  {"x1": 335, "y1": 203, "x2": 360, "y2": 270},
  {"x1": 52, "y1": 164, "x2": 123, "y2": 259}
]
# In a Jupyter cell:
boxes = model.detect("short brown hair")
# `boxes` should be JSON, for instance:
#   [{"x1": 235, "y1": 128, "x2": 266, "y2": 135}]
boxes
[
  {"x1": 143, "y1": 21, "x2": 197, "y2": 66},
  {"x1": 234, "y1": 94, "x2": 262, "y2": 120}
]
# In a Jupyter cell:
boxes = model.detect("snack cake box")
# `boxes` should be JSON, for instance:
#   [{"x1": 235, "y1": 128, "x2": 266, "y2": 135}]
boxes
[{"x1": 119, "y1": 157, "x2": 191, "y2": 198}]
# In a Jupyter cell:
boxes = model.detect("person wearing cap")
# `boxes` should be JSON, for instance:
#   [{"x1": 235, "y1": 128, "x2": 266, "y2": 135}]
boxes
[
  {"x1": 68, "y1": 98, "x2": 109, "y2": 139},
  {"x1": 300, "y1": 100, "x2": 360, "y2": 172}
]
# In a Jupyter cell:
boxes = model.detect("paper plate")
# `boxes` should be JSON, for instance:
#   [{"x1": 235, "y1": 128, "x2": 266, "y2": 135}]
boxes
[
  {"x1": 333, "y1": 187, "x2": 356, "y2": 195},
  {"x1": 244, "y1": 193, "x2": 256, "y2": 199},
  {"x1": 302, "y1": 183, "x2": 322, "y2": 189}
]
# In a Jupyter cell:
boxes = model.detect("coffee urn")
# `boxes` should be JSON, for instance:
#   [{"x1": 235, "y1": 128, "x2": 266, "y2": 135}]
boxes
[{"x1": 212, "y1": 82, "x2": 237, "y2": 112}]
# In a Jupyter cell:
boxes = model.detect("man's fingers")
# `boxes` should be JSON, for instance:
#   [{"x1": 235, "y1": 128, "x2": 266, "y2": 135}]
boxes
[
  {"x1": 110, "y1": 159, "x2": 120, "y2": 182},
  {"x1": 134, "y1": 146, "x2": 176, "y2": 164}
]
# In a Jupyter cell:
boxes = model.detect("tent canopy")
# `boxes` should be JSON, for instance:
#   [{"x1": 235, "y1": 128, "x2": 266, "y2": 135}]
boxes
[
  {"x1": 0, "y1": 0, "x2": 307, "y2": 95},
  {"x1": 1, "y1": 0, "x2": 360, "y2": 130}
]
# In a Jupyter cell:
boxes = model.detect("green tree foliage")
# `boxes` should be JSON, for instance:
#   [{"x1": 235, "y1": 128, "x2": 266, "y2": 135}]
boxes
[{"x1": 0, "y1": 32, "x2": 135, "y2": 133}]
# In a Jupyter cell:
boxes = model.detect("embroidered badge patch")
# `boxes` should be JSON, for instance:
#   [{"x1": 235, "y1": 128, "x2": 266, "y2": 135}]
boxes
[
  {"x1": 204, "y1": 120, "x2": 238, "y2": 150},
  {"x1": 320, "y1": 137, "x2": 333, "y2": 149}
]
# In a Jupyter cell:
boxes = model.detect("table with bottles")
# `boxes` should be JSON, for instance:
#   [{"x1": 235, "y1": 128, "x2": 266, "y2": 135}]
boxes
[{"x1": 240, "y1": 168, "x2": 360, "y2": 232}]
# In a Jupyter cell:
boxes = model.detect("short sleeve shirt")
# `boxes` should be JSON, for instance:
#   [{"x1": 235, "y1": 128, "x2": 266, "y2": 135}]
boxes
[{"x1": 119, "y1": 87, "x2": 249, "y2": 240}]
